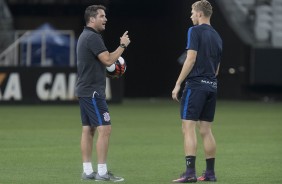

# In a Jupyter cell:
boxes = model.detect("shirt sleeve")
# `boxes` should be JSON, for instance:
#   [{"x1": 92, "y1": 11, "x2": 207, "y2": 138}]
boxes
[
  {"x1": 87, "y1": 34, "x2": 108, "y2": 56},
  {"x1": 186, "y1": 27, "x2": 199, "y2": 51}
]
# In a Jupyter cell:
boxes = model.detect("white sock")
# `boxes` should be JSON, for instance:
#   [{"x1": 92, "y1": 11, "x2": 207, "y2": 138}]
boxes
[
  {"x1": 98, "y1": 164, "x2": 107, "y2": 176},
  {"x1": 83, "y1": 162, "x2": 94, "y2": 175}
]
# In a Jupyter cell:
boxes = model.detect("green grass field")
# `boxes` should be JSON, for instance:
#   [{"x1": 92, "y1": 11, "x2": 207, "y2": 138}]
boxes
[{"x1": 0, "y1": 99, "x2": 282, "y2": 184}]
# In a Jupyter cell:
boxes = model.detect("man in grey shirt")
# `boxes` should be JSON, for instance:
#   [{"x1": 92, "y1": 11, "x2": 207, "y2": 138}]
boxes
[{"x1": 75, "y1": 5, "x2": 130, "y2": 182}]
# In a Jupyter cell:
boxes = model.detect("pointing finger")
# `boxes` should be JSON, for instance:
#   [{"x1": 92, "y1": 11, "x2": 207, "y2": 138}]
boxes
[{"x1": 123, "y1": 31, "x2": 128, "y2": 36}]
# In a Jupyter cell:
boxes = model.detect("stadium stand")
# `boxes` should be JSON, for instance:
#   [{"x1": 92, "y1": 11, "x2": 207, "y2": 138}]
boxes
[
  {"x1": 271, "y1": 0, "x2": 282, "y2": 47},
  {"x1": 216, "y1": 0, "x2": 255, "y2": 45},
  {"x1": 254, "y1": 3, "x2": 272, "y2": 42},
  {"x1": 6, "y1": 0, "x2": 108, "y2": 5},
  {"x1": 0, "y1": 0, "x2": 14, "y2": 53},
  {"x1": 0, "y1": 0, "x2": 76, "y2": 67},
  {"x1": 217, "y1": 0, "x2": 282, "y2": 48},
  {"x1": 216, "y1": 0, "x2": 282, "y2": 101}
]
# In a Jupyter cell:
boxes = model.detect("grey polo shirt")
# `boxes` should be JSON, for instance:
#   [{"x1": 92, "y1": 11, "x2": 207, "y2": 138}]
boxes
[{"x1": 75, "y1": 27, "x2": 108, "y2": 99}]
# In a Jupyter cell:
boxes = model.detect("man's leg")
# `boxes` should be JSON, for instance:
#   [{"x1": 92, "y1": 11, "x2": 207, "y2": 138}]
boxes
[
  {"x1": 81, "y1": 126, "x2": 95, "y2": 162},
  {"x1": 198, "y1": 121, "x2": 217, "y2": 181},
  {"x1": 96, "y1": 125, "x2": 111, "y2": 175},
  {"x1": 95, "y1": 124, "x2": 124, "y2": 182},
  {"x1": 182, "y1": 120, "x2": 197, "y2": 178},
  {"x1": 182, "y1": 120, "x2": 197, "y2": 157},
  {"x1": 199, "y1": 121, "x2": 216, "y2": 159},
  {"x1": 173, "y1": 120, "x2": 198, "y2": 183},
  {"x1": 81, "y1": 126, "x2": 96, "y2": 178}
]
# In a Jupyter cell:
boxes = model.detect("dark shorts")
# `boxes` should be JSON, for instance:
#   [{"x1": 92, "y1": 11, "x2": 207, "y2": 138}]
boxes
[
  {"x1": 180, "y1": 87, "x2": 217, "y2": 122},
  {"x1": 78, "y1": 97, "x2": 111, "y2": 127}
]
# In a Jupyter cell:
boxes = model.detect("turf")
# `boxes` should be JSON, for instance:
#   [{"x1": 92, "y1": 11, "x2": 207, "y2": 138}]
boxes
[{"x1": 0, "y1": 99, "x2": 282, "y2": 184}]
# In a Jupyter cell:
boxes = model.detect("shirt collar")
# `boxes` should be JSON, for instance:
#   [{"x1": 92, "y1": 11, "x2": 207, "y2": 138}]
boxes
[{"x1": 84, "y1": 26, "x2": 99, "y2": 34}]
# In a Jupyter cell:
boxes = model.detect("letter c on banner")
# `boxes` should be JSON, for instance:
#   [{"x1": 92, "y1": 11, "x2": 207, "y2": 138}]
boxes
[{"x1": 37, "y1": 73, "x2": 52, "y2": 101}]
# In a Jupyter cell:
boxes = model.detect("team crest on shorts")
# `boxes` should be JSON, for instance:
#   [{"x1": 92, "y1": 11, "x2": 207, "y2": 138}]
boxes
[{"x1": 103, "y1": 112, "x2": 111, "y2": 122}]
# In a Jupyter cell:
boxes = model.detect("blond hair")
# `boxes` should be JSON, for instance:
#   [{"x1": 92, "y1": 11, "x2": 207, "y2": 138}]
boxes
[{"x1": 192, "y1": 0, "x2": 213, "y2": 17}]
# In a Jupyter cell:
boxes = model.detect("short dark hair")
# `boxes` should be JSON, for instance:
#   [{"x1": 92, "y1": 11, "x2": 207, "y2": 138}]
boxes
[
  {"x1": 192, "y1": 0, "x2": 213, "y2": 17},
  {"x1": 84, "y1": 5, "x2": 106, "y2": 24}
]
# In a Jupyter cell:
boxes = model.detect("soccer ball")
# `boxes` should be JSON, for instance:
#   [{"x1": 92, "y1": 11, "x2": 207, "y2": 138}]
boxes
[{"x1": 106, "y1": 56, "x2": 127, "y2": 78}]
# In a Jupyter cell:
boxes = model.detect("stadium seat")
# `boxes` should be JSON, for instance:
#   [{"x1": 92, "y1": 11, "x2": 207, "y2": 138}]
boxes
[
  {"x1": 272, "y1": 0, "x2": 282, "y2": 6},
  {"x1": 254, "y1": 4, "x2": 272, "y2": 42},
  {"x1": 233, "y1": 0, "x2": 249, "y2": 15},
  {"x1": 256, "y1": 13, "x2": 272, "y2": 22},
  {"x1": 271, "y1": 31, "x2": 282, "y2": 47},
  {"x1": 254, "y1": 21, "x2": 272, "y2": 42},
  {"x1": 269, "y1": 0, "x2": 282, "y2": 47},
  {"x1": 233, "y1": 0, "x2": 256, "y2": 15},
  {"x1": 273, "y1": 14, "x2": 282, "y2": 21},
  {"x1": 255, "y1": 4, "x2": 272, "y2": 14},
  {"x1": 240, "y1": 0, "x2": 255, "y2": 6}
]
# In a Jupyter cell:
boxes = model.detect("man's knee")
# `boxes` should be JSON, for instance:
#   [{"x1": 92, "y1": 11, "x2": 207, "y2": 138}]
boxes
[
  {"x1": 182, "y1": 120, "x2": 197, "y2": 135},
  {"x1": 98, "y1": 125, "x2": 112, "y2": 137},
  {"x1": 199, "y1": 123, "x2": 212, "y2": 137},
  {"x1": 82, "y1": 126, "x2": 96, "y2": 137}
]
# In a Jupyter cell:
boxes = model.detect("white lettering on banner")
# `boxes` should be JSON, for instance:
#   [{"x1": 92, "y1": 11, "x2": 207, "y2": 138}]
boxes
[
  {"x1": 0, "y1": 73, "x2": 22, "y2": 100},
  {"x1": 50, "y1": 73, "x2": 67, "y2": 100},
  {"x1": 68, "y1": 73, "x2": 76, "y2": 99},
  {"x1": 36, "y1": 73, "x2": 77, "y2": 101},
  {"x1": 37, "y1": 73, "x2": 52, "y2": 100},
  {"x1": 0, "y1": 72, "x2": 112, "y2": 102}
]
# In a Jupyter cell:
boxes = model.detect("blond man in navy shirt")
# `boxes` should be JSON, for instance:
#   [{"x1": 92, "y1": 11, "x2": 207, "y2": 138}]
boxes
[{"x1": 172, "y1": 0, "x2": 222, "y2": 182}]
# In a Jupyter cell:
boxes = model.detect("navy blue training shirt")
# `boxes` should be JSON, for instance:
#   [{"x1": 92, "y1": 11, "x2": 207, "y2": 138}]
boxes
[{"x1": 186, "y1": 24, "x2": 222, "y2": 92}]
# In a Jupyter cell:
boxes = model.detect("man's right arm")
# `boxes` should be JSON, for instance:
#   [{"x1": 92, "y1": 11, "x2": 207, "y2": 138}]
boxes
[
  {"x1": 98, "y1": 48, "x2": 125, "y2": 67},
  {"x1": 98, "y1": 31, "x2": 130, "y2": 66},
  {"x1": 172, "y1": 50, "x2": 197, "y2": 102}
]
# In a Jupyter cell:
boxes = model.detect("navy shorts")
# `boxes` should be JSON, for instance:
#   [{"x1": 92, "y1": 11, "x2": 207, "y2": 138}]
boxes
[
  {"x1": 78, "y1": 97, "x2": 111, "y2": 127},
  {"x1": 180, "y1": 87, "x2": 217, "y2": 122}
]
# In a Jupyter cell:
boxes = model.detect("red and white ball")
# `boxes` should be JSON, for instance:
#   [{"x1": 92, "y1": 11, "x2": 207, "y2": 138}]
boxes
[{"x1": 106, "y1": 57, "x2": 127, "y2": 78}]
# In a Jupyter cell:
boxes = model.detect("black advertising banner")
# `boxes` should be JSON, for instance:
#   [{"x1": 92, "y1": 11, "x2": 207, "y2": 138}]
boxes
[
  {"x1": 250, "y1": 48, "x2": 282, "y2": 86},
  {"x1": 0, "y1": 67, "x2": 123, "y2": 104}
]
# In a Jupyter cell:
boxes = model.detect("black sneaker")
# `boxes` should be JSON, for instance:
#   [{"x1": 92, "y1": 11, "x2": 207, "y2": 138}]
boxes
[
  {"x1": 172, "y1": 169, "x2": 197, "y2": 183},
  {"x1": 197, "y1": 170, "x2": 217, "y2": 182}
]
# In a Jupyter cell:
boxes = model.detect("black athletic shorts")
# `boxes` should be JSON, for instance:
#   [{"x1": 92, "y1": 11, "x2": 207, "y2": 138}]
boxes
[
  {"x1": 180, "y1": 87, "x2": 216, "y2": 122},
  {"x1": 78, "y1": 96, "x2": 111, "y2": 127}
]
